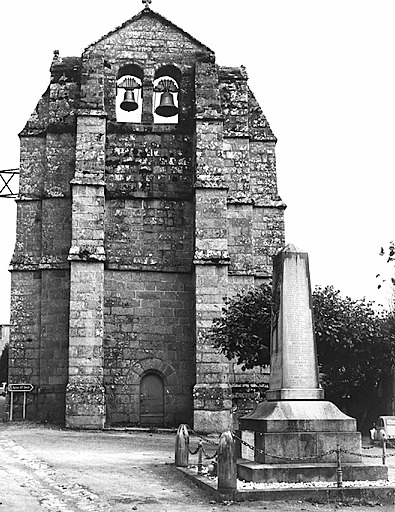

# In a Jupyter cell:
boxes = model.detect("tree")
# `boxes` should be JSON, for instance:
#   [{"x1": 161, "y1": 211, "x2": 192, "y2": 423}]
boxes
[
  {"x1": 209, "y1": 284, "x2": 395, "y2": 429},
  {"x1": 209, "y1": 283, "x2": 272, "y2": 371},
  {"x1": 313, "y1": 286, "x2": 395, "y2": 428}
]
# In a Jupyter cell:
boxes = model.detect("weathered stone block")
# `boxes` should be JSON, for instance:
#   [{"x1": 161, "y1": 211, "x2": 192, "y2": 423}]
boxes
[{"x1": 194, "y1": 410, "x2": 233, "y2": 434}]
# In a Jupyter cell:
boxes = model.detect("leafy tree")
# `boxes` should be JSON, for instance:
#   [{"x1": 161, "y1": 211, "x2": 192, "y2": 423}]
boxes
[
  {"x1": 313, "y1": 286, "x2": 395, "y2": 428},
  {"x1": 209, "y1": 284, "x2": 272, "y2": 371},
  {"x1": 210, "y1": 284, "x2": 395, "y2": 429}
]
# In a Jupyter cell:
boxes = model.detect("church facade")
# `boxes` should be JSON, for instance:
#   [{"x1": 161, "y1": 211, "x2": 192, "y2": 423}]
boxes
[{"x1": 9, "y1": 6, "x2": 285, "y2": 431}]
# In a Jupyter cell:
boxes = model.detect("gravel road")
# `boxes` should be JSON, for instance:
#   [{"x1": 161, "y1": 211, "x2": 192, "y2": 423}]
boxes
[{"x1": 0, "y1": 418, "x2": 394, "y2": 512}]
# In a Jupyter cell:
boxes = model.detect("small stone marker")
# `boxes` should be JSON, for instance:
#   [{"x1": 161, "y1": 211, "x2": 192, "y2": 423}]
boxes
[
  {"x1": 217, "y1": 431, "x2": 237, "y2": 493},
  {"x1": 267, "y1": 243, "x2": 324, "y2": 400},
  {"x1": 175, "y1": 424, "x2": 189, "y2": 467}
]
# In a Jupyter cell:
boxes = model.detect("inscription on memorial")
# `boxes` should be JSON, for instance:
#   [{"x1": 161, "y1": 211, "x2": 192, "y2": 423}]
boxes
[
  {"x1": 282, "y1": 257, "x2": 316, "y2": 388},
  {"x1": 268, "y1": 244, "x2": 322, "y2": 400}
]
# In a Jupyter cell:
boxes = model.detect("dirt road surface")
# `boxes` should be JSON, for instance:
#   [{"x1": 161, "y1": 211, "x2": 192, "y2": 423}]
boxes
[{"x1": 0, "y1": 417, "x2": 394, "y2": 512}]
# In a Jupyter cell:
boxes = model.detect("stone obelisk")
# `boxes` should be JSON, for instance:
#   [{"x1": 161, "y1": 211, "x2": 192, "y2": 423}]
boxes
[
  {"x1": 267, "y1": 243, "x2": 324, "y2": 400},
  {"x1": 239, "y1": 244, "x2": 387, "y2": 483}
]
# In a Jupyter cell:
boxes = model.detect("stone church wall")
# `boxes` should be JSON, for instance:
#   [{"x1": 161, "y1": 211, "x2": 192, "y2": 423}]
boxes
[
  {"x1": 37, "y1": 269, "x2": 70, "y2": 422},
  {"x1": 104, "y1": 270, "x2": 194, "y2": 426},
  {"x1": 8, "y1": 7, "x2": 285, "y2": 430}
]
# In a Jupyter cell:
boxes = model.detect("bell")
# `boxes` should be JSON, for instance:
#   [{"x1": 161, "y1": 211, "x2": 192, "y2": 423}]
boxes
[
  {"x1": 155, "y1": 91, "x2": 178, "y2": 117},
  {"x1": 120, "y1": 90, "x2": 138, "y2": 112}
]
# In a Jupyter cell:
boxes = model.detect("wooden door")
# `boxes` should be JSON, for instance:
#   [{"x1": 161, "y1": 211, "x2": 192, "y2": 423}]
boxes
[{"x1": 140, "y1": 373, "x2": 164, "y2": 427}]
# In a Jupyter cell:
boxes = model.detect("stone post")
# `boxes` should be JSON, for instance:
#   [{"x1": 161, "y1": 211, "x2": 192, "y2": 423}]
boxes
[
  {"x1": 218, "y1": 431, "x2": 237, "y2": 493},
  {"x1": 175, "y1": 424, "x2": 189, "y2": 467}
]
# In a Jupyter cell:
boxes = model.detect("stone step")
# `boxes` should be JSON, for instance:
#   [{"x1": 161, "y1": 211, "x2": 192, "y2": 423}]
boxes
[{"x1": 237, "y1": 458, "x2": 388, "y2": 484}]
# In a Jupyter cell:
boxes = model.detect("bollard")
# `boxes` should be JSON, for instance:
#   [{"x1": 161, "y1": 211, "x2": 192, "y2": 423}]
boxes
[
  {"x1": 197, "y1": 440, "x2": 203, "y2": 474},
  {"x1": 175, "y1": 424, "x2": 189, "y2": 467},
  {"x1": 382, "y1": 437, "x2": 387, "y2": 466},
  {"x1": 217, "y1": 431, "x2": 237, "y2": 493},
  {"x1": 336, "y1": 443, "x2": 343, "y2": 488}
]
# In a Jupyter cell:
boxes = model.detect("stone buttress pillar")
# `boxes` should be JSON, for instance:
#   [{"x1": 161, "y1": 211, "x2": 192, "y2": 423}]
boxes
[
  {"x1": 193, "y1": 59, "x2": 232, "y2": 433},
  {"x1": 66, "y1": 84, "x2": 107, "y2": 427}
]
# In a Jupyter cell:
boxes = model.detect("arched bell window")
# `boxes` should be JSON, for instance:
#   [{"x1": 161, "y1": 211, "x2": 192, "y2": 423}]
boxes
[
  {"x1": 153, "y1": 66, "x2": 181, "y2": 124},
  {"x1": 116, "y1": 64, "x2": 143, "y2": 123}
]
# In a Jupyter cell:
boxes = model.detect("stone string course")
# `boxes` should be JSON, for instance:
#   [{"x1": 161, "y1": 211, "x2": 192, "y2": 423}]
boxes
[{"x1": 9, "y1": 8, "x2": 285, "y2": 432}]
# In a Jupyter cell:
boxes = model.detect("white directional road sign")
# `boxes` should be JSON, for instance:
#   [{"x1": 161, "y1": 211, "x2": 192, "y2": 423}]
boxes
[{"x1": 8, "y1": 383, "x2": 34, "y2": 392}]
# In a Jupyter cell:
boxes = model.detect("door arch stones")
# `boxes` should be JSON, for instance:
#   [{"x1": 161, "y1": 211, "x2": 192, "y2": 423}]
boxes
[{"x1": 129, "y1": 357, "x2": 179, "y2": 426}]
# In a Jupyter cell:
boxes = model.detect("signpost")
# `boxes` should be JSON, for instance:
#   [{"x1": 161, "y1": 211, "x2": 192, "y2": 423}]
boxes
[{"x1": 8, "y1": 383, "x2": 34, "y2": 421}]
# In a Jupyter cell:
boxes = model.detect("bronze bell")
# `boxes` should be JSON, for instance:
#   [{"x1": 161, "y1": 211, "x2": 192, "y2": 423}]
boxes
[
  {"x1": 120, "y1": 90, "x2": 138, "y2": 112},
  {"x1": 155, "y1": 91, "x2": 178, "y2": 117}
]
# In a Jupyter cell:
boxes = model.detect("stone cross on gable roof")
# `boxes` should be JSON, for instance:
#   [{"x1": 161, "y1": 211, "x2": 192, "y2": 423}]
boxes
[{"x1": 142, "y1": 0, "x2": 152, "y2": 7}]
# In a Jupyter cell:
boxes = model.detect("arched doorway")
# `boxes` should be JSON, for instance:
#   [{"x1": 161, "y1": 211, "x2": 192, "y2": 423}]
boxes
[{"x1": 140, "y1": 372, "x2": 164, "y2": 427}]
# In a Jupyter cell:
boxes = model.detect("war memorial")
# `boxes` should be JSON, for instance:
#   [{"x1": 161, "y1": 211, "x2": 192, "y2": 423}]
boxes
[
  {"x1": 176, "y1": 245, "x2": 393, "y2": 503},
  {"x1": 238, "y1": 245, "x2": 387, "y2": 482}
]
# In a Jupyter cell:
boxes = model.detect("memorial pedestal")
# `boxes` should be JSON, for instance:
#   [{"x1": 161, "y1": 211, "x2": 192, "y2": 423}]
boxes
[
  {"x1": 240, "y1": 400, "x2": 361, "y2": 463},
  {"x1": 238, "y1": 400, "x2": 388, "y2": 483}
]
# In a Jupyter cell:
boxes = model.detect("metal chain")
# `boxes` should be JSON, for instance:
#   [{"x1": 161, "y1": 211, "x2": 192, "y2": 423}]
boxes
[
  {"x1": 182, "y1": 426, "x2": 219, "y2": 457},
  {"x1": 340, "y1": 446, "x2": 395, "y2": 459},
  {"x1": 188, "y1": 445, "x2": 200, "y2": 456},
  {"x1": 181, "y1": 427, "x2": 395, "y2": 463},
  {"x1": 232, "y1": 433, "x2": 336, "y2": 461},
  {"x1": 185, "y1": 426, "x2": 220, "y2": 446},
  {"x1": 201, "y1": 445, "x2": 217, "y2": 460},
  {"x1": 341, "y1": 449, "x2": 382, "y2": 459},
  {"x1": 232, "y1": 433, "x2": 392, "y2": 461}
]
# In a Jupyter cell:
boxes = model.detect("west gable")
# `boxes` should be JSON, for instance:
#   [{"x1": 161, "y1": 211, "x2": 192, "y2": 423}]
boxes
[{"x1": 84, "y1": 8, "x2": 214, "y2": 67}]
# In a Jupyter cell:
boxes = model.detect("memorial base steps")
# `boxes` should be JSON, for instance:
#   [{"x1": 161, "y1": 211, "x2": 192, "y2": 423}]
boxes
[{"x1": 237, "y1": 458, "x2": 389, "y2": 484}]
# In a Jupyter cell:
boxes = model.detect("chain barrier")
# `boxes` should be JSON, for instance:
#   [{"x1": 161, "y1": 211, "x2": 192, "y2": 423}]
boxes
[
  {"x1": 233, "y1": 433, "x2": 336, "y2": 461},
  {"x1": 233, "y1": 432, "x2": 395, "y2": 462},
  {"x1": 182, "y1": 425, "x2": 218, "y2": 460},
  {"x1": 387, "y1": 439, "x2": 395, "y2": 449},
  {"x1": 188, "y1": 445, "x2": 200, "y2": 456},
  {"x1": 201, "y1": 445, "x2": 217, "y2": 460},
  {"x1": 338, "y1": 447, "x2": 392, "y2": 459},
  {"x1": 185, "y1": 425, "x2": 219, "y2": 446},
  {"x1": 177, "y1": 424, "x2": 395, "y2": 482}
]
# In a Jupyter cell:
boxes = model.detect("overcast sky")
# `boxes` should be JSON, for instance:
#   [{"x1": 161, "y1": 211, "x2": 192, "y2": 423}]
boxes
[{"x1": 0, "y1": 0, "x2": 394, "y2": 323}]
